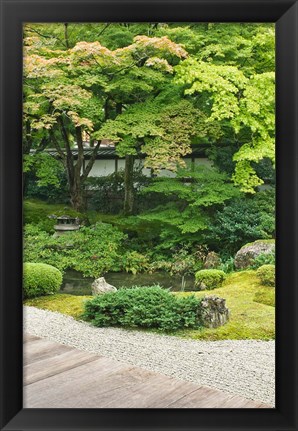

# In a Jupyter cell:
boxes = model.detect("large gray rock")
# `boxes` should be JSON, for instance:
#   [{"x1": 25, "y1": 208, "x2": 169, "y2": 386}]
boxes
[
  {"x1": 234, "y1": 240, "x2": 275, "y2": 270},
  {"x1": 204, "y1": 251, "x2": 221, "y2": 269},
  {"x1": 198, "y1": 296, "x2": 230, "y2": 328},
  {"x1": 91, "y1": 277, "x2": 117, "y2": 295}
]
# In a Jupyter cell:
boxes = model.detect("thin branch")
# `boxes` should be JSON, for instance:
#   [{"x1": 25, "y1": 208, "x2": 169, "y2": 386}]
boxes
[
  {"x1": 58, "y1": 116, "x2": 73, "y2": 162},
  {"x1": 98, "y1": 23, "x2": 111, "y2": 37},
  {"x1": 81, "y1": 141, "x2": 100, "y2": 181},
  {"x1": 75, "y1": 126, "x2": 84, "y2": 177},
  {"x1": 49, "y1": 130, "x2": 67, "y2": 163},
  {"x1": 26, "y1": 26, "x2": 66, "y2": 47}
]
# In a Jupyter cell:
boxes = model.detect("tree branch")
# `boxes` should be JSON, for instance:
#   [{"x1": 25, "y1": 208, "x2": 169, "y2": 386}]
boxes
[
  {"x1": 58, "y1": 116, "x2": 74, "y2": 184},
  {"x1": 75, "y1": 126, "x2": 84, "y2": 177},
  {"x1": 81, "y1": 141, "x2": 100, "y2": 181},
  {"x1": 49, "y1": 129, "x2": 67, "y2": 163},
  {"x1": 98, "y1": 23, "x2": 111, "y2": 37}
]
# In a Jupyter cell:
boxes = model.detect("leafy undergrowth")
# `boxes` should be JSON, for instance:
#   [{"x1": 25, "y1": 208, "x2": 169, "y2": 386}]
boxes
[
  {"x1": 24, "y1": 199, "x2": 87, "y2": 232},
  {"x1": 24, "y1": 199, "x2": 135, "y2": 233},
  {"x1": 24, "y1": 270, "x2": 275, "y2": 341}
]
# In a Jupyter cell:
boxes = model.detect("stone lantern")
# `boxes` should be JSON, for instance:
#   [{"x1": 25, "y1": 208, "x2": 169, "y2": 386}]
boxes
[{"x1": 53, "y1": 215, "x2": 80, "y2": 237}]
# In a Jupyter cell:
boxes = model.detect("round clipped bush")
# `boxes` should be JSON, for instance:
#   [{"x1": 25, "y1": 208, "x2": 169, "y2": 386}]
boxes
[
  {"x1": 256, "y1": 264, "x2": 275, "y2": 287},
  {"x1": 23, "y1": 263, "x2": 63, "y2": 298},
  {"x1": 195, "y1": 269, "x2": 226, "y2": 290}
]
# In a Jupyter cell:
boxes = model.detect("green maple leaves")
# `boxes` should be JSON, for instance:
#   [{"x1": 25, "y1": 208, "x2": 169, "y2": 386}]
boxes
[{"x1": 175, "y1": 58, "x2": 275, "y2": 193}]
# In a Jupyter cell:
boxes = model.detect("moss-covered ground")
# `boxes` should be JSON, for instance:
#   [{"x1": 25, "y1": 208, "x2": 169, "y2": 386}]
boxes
[
  {"x1": 25, "y1": 294, "x2": 93, "y2": 320},
  {"x1": 175, "y1": 270, "x2": 275, "y2": 340},
  {"x1": 24, "y1": 270, "x2": 275, "y2": 341}
]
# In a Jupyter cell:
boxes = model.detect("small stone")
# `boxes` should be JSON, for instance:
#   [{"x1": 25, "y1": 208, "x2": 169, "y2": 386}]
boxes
[
  {"x1": 91, "y1": 277, "x2": 117, "y2": 295},
  {"x1": 204, "y1": 251, "x2": 221, "y2": 269},
  {"x1": 198, "y1": 296, "x2": 230, "y2": 328}
]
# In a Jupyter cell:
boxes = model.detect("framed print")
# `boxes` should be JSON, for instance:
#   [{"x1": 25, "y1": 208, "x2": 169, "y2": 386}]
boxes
[{"x1": 0, "y1": 0, "x2": 297, "y2": 430}]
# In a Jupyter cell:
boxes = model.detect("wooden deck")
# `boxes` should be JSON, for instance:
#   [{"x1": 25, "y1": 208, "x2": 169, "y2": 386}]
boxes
[{"x1": 23, "y1": 333, "x2": 271, "y2": 408}]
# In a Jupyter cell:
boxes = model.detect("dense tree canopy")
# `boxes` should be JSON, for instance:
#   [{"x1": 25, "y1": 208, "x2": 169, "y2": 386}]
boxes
[{"x1": 23, "y1": 22, "x2": 275, "y2": 209}]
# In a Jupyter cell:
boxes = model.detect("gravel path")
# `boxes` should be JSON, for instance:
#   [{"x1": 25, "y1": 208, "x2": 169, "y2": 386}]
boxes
[{"x1": 24, "y1": 306, "x2": 275, "y2": 406}]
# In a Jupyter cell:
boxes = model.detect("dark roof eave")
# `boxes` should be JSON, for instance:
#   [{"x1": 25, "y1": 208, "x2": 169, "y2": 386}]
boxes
[{"x1": 30, "y1": 144, "x2": 212, "y2": 159}]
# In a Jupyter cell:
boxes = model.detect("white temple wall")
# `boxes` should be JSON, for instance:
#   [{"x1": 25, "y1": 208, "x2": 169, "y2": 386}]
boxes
[{"x1": 87, "y1": 157, "x2": 212, "y2": 178}]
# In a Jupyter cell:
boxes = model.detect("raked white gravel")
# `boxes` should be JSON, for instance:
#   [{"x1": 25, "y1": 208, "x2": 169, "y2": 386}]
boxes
[{"x1": 24, "y1": 305, "x2": 275, "y2": 406}]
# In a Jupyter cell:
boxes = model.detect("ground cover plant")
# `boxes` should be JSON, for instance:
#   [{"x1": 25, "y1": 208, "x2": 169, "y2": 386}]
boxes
[{"x1": 253, "y1": 287, "x2": 275, "y2": 307}]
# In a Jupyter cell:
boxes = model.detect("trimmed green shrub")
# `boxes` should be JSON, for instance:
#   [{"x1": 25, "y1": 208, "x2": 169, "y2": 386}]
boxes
[
  {"x1": 195, "y1": 269, "x2": 226, "y2": 290},
  {"x1": 256, "y1": 264, "x2": 275, "y2": 287},
  {"x1": 83, "y1": 286, "x2": 202, "y2": 331},
  {"x1": 23, "y1": 263, "x2": 63, "y2": 298}
]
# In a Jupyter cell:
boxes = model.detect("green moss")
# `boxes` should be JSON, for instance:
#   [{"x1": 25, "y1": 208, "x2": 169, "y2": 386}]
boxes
[
  {"x1": 24, "y1": 199, "x2": 88, "y2": 232},
  {"x1": 86, "y1": 211, "x2": 123, "y2": 225},
  {"x1": 241, "y1": 239, "x2": 275, "y2": 248},
  {"x1": 24, "y1": 294, "x2": 92, "y2": 320},
  {"x1": 175, "y1": 270, "x2": 275, "y2": 341},
  {"x1": 24, "y1": 270, "x2": 275, "y2": 341},
  {"x1": 254, "y1": 287, "x2": 275, "y2": 307}
]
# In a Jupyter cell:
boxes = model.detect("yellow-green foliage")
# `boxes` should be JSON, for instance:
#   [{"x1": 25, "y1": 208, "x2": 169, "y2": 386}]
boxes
[
  {"x1": 256, "y1": 264, "x2": 275, "y2": 286},
  {"x1": 176, "y1": 270, "x2": 275, "y2": 340},
  {"x1": 23, "y1": 263, "x2": 62, "y2": 298},
  {"x1": 254, "y1": 287, "x2": 275, "y2": 307},
  {"x1": 24, "y1": 294, "x2": 92, "y2": 320},
  {"x1": 24, "y1": 271, "x2": 275, "y2": 340},
  {"x1": 195, "y1": 269, "x2": 226, "y2": 290}
]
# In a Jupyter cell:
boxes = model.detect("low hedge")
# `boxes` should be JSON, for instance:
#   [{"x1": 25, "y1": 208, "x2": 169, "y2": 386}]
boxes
[
  {"x1": 256, "y1": 264, "x2": 275, "y2": 287},
  {"x1": 83, "y1": 286, "x2": 202, "y2": 331},
  {"x1": 195, "y1": 269, "x2": 226, "y2": 290},
  {"x1": 23, "y1": 262, "x2": 63, "y2": 298}
]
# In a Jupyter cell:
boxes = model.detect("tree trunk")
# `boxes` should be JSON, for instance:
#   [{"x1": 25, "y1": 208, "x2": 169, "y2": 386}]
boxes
[
  {"x1": 69, "y1": 177, "x2": 85, "y2": 212},
  {"x1": 123, "y1": 155, "x2": 135, "y2": 215}
]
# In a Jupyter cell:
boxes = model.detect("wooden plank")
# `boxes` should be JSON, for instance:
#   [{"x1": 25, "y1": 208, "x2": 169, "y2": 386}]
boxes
[
  {"x1": 23, "y1": 338, "x2": 73, "y2": 365},
  {"x1": 101, "y1": 373, "x2": 201, "y2": 408},
  {"x1": 24, "y1": 357, "x2": 137, "y2": 408},
  {"x1": 24, "y1": 349, "x2": 100, "y2": 385},
  {"x1": 164, "y1": 385, "x2": 233, "y2": 408},
  {"x1": 23, "y1": 333, "x2": 40, "y2": 343},
  {"x1": 23, "y1": 334, "x2": 272, "y2": 409},
  {"x1": 165, "y1": 385, "x2": 270, "y2": 409},
  {"x1": 217, "y1": 394, "x2": 272, "y2": 409}
]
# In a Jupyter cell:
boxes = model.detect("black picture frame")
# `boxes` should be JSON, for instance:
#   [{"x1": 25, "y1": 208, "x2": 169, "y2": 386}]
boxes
[{"x1": 0, "y1": 0, "x2": 297, "y2": 430}]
